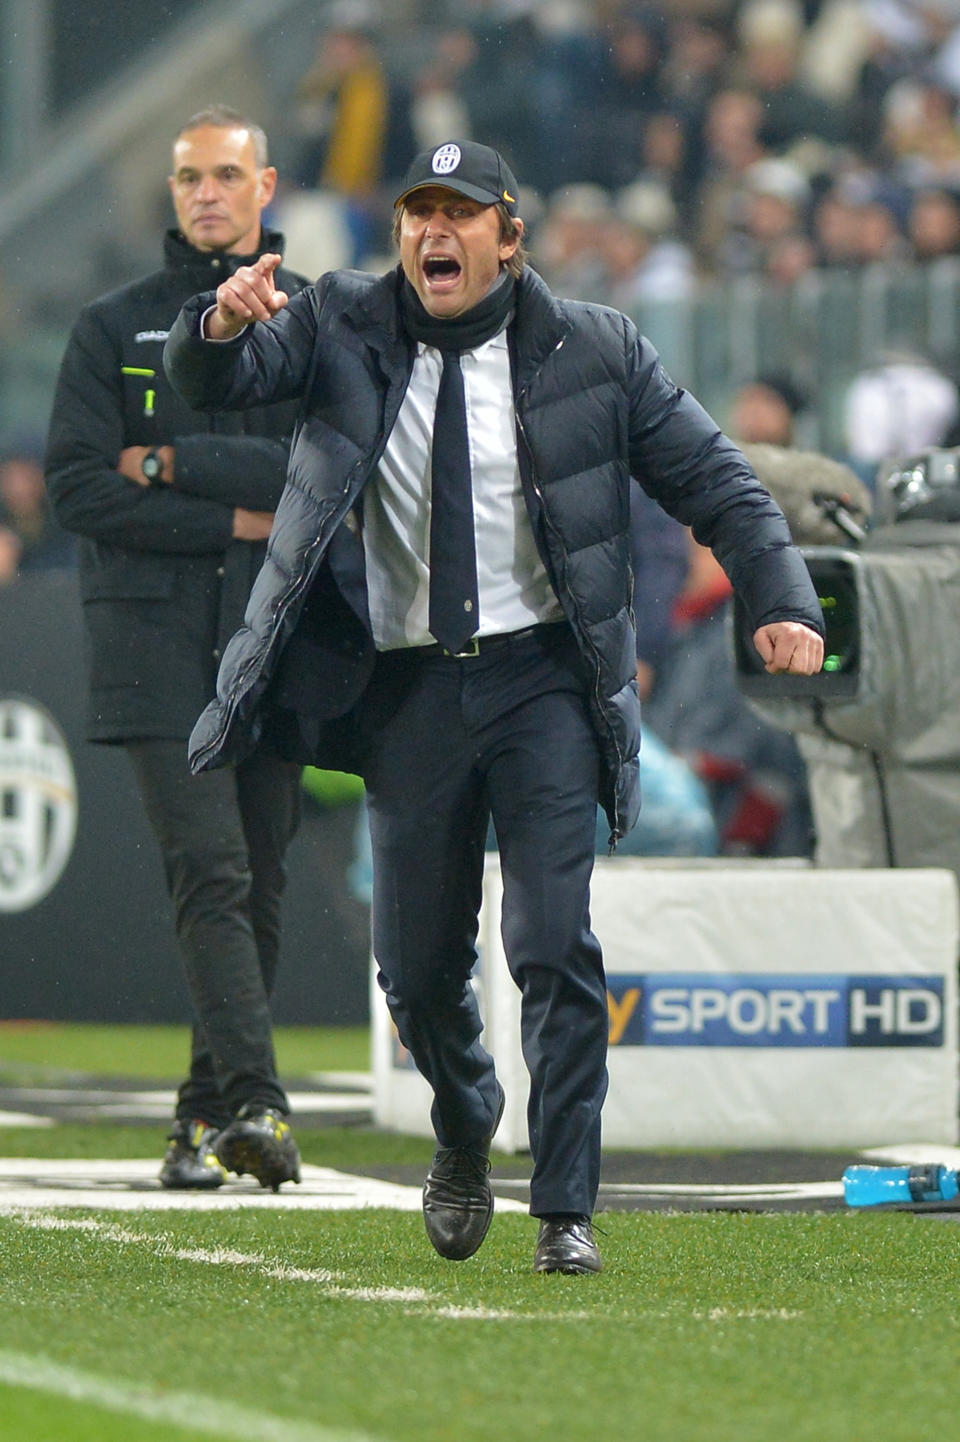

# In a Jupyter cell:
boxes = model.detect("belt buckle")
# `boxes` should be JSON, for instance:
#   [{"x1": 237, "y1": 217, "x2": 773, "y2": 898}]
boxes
[{"x1": 445, "y1": 637, "x2": 480, "y2": 658}]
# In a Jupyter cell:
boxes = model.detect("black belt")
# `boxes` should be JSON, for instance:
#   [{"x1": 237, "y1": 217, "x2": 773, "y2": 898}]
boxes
[{"x1": 408, "y1": 622, "x2": 560, "y2": 659}]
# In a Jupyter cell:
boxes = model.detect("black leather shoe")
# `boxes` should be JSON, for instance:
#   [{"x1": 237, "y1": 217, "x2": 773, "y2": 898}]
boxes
[
  {"x1": 533, "y1": 1216, "x2": 603, "y2": 1274},
  {"x1": 422, "y1": 1084, "x2": 505, "y2": 1261}
]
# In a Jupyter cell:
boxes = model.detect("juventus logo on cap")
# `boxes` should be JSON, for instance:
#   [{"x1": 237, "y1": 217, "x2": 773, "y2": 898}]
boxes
[{"x1": 432, "y1": 143, "x2": 462, "y2": 175}]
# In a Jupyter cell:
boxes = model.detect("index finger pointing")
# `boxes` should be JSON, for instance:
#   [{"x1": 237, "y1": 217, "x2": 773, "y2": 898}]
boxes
[{"x1": 254, "y1": 252, "x2": 283, "y2": 279}]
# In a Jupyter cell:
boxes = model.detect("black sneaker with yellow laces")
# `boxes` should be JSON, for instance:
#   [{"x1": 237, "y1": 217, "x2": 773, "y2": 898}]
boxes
[
  {"x1": 159, "y1": 1119, "x2": 227, "y2": 1190},
  {"x1": 215, "y1": 1106, "x2": 301, "y2": 1193}
]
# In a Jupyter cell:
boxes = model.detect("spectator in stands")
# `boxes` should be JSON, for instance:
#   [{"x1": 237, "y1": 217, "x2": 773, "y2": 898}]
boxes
[
  {"x1": 45, "y1": 106, "x2": 306, "y2": 1196},
  {"x1": 813, "y1": 170, "x2": 911, "y2": 266},
  {"x1": 644, "y1": 531, "x2": 816, "y2": 858},
  {"x1": 409, "y1": 26, "x2": 475, "y2": 151},
  {"x1": 737, "y1": 0, "x2": 850, "y2": 149},
  {"x1": 444, "y1": 11, "x2": 549, "y2": 192},
  {"x1": 908, "y1": 184, "x2": 960, "y2": 258},
  {"x1": 881, "y1": 78, "x2": 960, "y2": 189},
  {"x1": 637, "y1": 107, "x2": 698, "y2": 219},
  {"x1": 602, "y1": 180, "x2": 697, "y2": 310},
  {"x1": 643, "y1": 367, "x2": 820, "y2": 856},
  {"x1": 291, "y1": 4, "x2": 414, "y2": 262},
  {"x1": 849, "y1": 185, "x2": 912, "y2": 265},
  {"x1": 629, "y1": 484, "x2": 689, "y2": 704},
  {"x1": 695, "y1": 88, "x2": 771, "y2": 269},
  {"x1": 720, "y1": 155, "x2": 813, "y2": 274},
  {"x1": 0, "y1": 526, "x2": 21, "y2": 583},
  {"x1": 0, "y1": 439, "x2": 75, "y2": 573},
  {"x1": 843, "y1": 345, "x2": 960, "y2": 484},
  {"x1": 583, "y1": 6, "x2": 672, "y2": 192},
  {"x1": 729, "y1": 375, "x2": 805, "y2": 448},
  {"x1": 765, "y1": 227, "x2": 820, "y2": 284},
  {"x1": 535, "y1": 183, "x2": 612, "y2": 301},
  {"x1": 664, "y1": 10, "x2": 734, "y2": 128}
]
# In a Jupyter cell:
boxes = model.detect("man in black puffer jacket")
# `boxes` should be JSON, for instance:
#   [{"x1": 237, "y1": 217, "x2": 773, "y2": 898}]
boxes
[
  {"x1": 165, "y1": 140, "x2": 825, "y2": 1271},
  {"x1": 46, "y1": 107, "x2": 307, "y2": 1194}
]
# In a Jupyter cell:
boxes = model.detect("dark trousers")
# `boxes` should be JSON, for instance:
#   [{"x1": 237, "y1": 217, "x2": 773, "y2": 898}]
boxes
[
  {"x1": 360, "y1": 624, "x2": 608, "y2": 1218},
  {"x1": 127, "y1": 740, "x2": 301, "y2": 1129}
]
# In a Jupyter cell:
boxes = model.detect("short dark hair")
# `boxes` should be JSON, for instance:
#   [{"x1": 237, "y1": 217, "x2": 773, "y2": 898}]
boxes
[
  {"x1": 175, "y1": 106, "x2": 269, "y2": 168},
  {"x1": 391, "y1": 201, "x2": 527, "y2": 278}
]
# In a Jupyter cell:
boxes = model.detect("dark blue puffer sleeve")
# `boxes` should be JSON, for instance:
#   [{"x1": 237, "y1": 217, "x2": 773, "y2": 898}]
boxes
[
  {"x1": 164, "y1": 287, "x2": 319, "y2": 412},
  {"x1": 624, "y1": 324, "x2": 824, "y2": 636}
]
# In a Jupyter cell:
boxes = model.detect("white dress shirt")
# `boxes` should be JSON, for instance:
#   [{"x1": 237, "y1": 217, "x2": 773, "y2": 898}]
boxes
[{"x1": 363, "y1": 328, "x2": 563, "y2": 650}]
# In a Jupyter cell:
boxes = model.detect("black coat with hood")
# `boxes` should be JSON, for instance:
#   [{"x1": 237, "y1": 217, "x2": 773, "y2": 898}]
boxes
[
  {"x1": 45, "y1": 227, "x2": 306, "y2": 742},
  {"x1": 164, "y1": 262, "x2": 823, "y2": 839}
]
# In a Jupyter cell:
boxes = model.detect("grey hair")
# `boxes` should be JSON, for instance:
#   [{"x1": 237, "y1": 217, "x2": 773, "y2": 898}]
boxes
[{"x1": 176, "y1": 106, "x2": 269, "y2": 168}]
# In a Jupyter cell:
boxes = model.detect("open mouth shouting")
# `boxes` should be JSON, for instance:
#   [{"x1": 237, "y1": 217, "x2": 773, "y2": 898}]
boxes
[
  {"x1": 422, "y1": 253, "x2": 463, "y2": 292},
  {"x1": 399, "y1": 190, "x2": 519, "y2": 315}
]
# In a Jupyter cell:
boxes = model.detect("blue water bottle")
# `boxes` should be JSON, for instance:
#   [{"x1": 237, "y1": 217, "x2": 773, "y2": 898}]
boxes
[{"x1": 843, "y1": 1163, "x2": 960, "y2": 1208}]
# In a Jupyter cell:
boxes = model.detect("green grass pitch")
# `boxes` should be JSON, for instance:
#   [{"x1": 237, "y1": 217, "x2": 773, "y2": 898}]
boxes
[{"x1": 1, "y1": 1023, "x2": 959, "y2": 1441}]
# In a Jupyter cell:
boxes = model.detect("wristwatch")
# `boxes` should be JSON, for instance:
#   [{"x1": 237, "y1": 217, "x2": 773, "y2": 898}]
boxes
[{"x1": 141, "y1": 448, "x2": 164, "y2": 485}]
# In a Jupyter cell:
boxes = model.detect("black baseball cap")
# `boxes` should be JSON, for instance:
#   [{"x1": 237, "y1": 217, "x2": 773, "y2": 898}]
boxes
[{"x1": 394, "y1": 141, "x2": 520, "y2": 216}]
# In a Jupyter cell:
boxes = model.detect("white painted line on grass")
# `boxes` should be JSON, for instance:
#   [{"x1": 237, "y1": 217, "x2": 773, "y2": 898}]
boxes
[
  {"x1": 0, "y1": 1348, "x2": 382, "y2": 1442},
  {"x1": 0, "y1": 1158, "x2": 527, "y2": 1214},
  {"x1": 0, "y1": 1087, "x2": 371, "y2": 1120},
  {"x1": 598, "y1": 1181, "x2": 846, "y2": 1201},
  {"x1": 14, "y1": 1212, "x2": 432, "y2": 1303},
  {"x1": 8, "y1": 1212, "x2": 591, "y2": 1324},
  {"x1": 6, "y1": 1212, "x2": 804, "y2": 1327}
]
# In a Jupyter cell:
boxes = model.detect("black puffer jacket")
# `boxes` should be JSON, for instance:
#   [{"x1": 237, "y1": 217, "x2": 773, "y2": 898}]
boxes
[
  {"x1": 165, "y1": 264, "x2": 822, "y2": 837},
  {"x1": 45, "y1": 228, "x2": 305, "y2": 741}
]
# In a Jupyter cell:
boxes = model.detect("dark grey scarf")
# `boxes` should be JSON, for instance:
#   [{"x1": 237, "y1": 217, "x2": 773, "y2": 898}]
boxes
[{"x1": 399, "y1": 268, "x2": 516, "y2": 353}]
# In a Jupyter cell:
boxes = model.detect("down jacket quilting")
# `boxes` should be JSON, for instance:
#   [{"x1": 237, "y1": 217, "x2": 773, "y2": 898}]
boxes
[{"x1": 164, "y1": 263, "x2": 822, "y2": 838}]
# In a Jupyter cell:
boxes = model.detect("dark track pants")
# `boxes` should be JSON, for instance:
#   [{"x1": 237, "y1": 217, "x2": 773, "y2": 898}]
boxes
[
  {"x1": 360, "y1": 624, "x2": 609, "y2": 1218},
  {"x1": 127, "y1": 740, "x2": 301, "y2": 1129}
]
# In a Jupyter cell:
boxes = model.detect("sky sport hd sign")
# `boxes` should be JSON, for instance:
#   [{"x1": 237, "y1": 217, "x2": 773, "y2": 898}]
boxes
[
  {"x1": 606, "y1": 974, "x2": 945, "y2": 1048},
  {"x1": 374, "y1": 859, "x2": 960, "y2": 1149}
]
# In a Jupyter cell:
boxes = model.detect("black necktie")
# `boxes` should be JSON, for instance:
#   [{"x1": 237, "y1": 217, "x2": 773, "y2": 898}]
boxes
[{"x1": 428, "y1": 349, "x2": 479, "y2": 653}]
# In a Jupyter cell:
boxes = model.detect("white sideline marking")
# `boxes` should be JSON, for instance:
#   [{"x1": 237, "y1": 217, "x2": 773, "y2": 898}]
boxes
[
  {"x1": 14, "y1": 1213, "x2": 431, "y2": 1303},
  {"x1": 694, "y1": 1308, "x2": 802, "y2": 1321},
  {"x1": 0, "y1": 1348, "x2": 381, "y2": 1442},
  {"x1": 603, "y1": 1181, "x2": 846, "y2": 1202},
  {"x1": 495, "y1": 1176, "x2": 846, "y2": 1203},
  {"x1": 0, "y1": 1158, "x2": 527, "y2": 1214},
  {"x1": 0, "y1": 1087, "x2": 370, "y2": 1121},
  {"x1": 6, "y1": 1213, "x2": 804, "y2": 1327},
  {"x1": 9, "y1": 1213, "x2": 586, "y2": 1323}
]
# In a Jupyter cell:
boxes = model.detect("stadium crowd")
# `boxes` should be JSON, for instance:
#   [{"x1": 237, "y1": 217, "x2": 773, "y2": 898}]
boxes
[
  {"x1": 203, "y1": 0, "x2": 960, "y2": 859},
  {"x1": 10, "y1": 0, "x2": 960, "y2": 863},
  {"x1": 272, "y1": 0, "x2": 960, "y2": 296}
]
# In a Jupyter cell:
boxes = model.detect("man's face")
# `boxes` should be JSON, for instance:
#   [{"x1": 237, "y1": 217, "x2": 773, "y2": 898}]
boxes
[
  {"x1": 169, "y1": 124, "x2": 276, "y2": 254},
  {"x1": 398, "y1": 187, "x2": 522, "y2": 317}
]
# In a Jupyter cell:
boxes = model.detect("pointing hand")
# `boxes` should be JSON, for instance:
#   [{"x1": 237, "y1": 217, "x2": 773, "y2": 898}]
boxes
[{"x1": 206, "y1": 253, "x2": 289, "y2": 339}]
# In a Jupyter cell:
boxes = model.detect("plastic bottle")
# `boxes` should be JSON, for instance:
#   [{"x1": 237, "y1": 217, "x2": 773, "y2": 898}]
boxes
[{"x1": 842, "y1": 1163, "x2": 960, "y2": 1208}]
